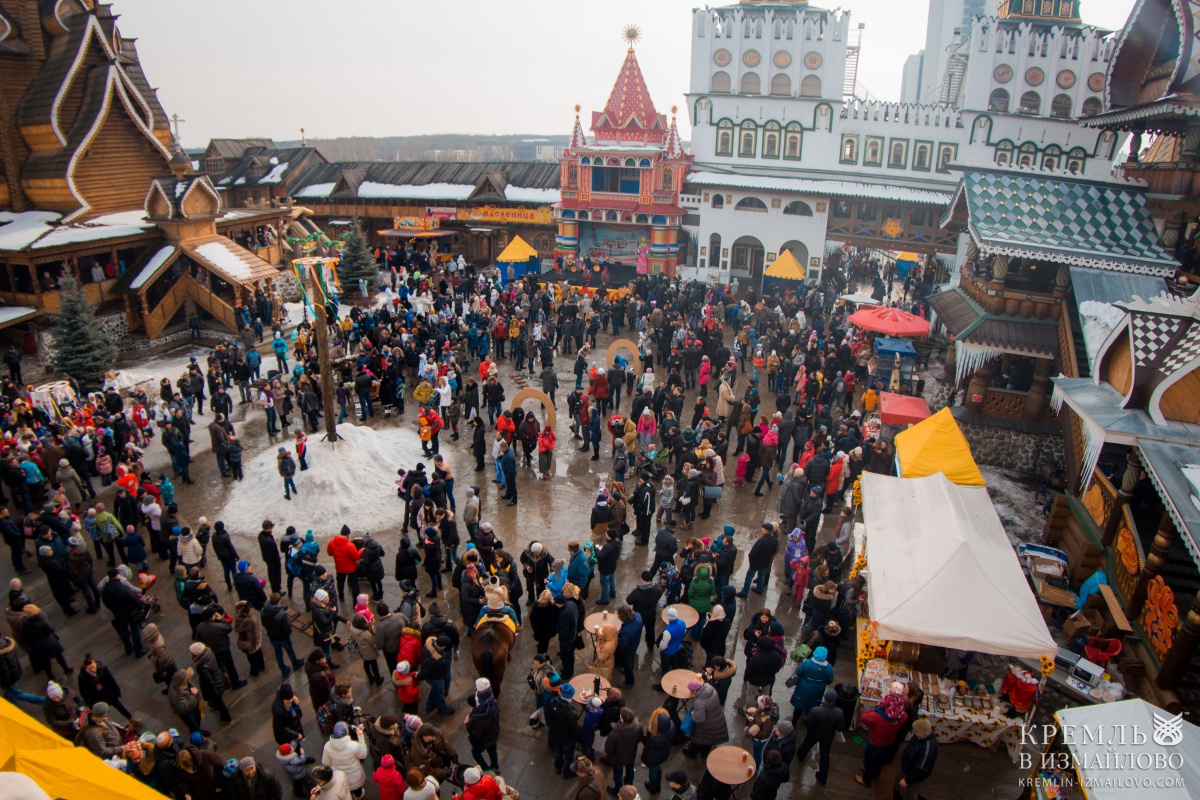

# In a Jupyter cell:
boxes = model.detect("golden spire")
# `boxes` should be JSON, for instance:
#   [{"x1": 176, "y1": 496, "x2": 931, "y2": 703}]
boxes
[{"x1": 623, "y1": 23, "x2": 641, "y2": 52}]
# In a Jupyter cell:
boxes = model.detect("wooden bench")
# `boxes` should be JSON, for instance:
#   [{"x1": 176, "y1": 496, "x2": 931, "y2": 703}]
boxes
[{"x1": 1093, "y1": 583, "x2": 1134, "y2": 635}]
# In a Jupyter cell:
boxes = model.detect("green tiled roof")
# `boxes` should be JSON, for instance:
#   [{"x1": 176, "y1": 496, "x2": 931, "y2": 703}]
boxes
[{"x1": 942, "y1": 171, "x2": 1178, "y2": 276}]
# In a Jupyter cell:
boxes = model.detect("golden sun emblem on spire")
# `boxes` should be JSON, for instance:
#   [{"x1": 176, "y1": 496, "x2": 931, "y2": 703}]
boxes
[
  {"x1": 574, "y1": 104, "x2": 582, "y2": 115},
  {"x1": 670, "y1": 105, "x2": 679, "y2": 116},
  {"x1": 623, "y1": 24, "x2": 642, "y2": 48}
]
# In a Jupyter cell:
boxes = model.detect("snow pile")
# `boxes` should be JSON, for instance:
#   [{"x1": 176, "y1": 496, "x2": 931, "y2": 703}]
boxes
[
  {"x1": 0, "y1": 211, "x2": 63, "y2": 251},
  {"x1": 1078, "y1": 301, "x2": 1125, "y2": 373},
  {"x1": 195, "y1": 241, "x2": 252, "y2": 280},
  {"x1": 504, "y1": 186, "x2": 560, "y2": 204},
  {"x1": 109, "y1": 345, "x2": 212, "y2": 391},
  {"x1": 0, "y1": 307, "x2": 37, "y2": 326},
  {"x1": 358, "y1": 182, "x2": 474, "y2": 201},
  {"x1": 260, "y1": 162, "x2": 289, "y2": 184},
  {"x1": 294, "y1": 183, "x2": 335, "y2": 199},
  {"x1": 130, "y1": 246, "x2": 178, "y2": 290},
  {"x1": 980, "y1": 465, "x2": 1045, "y2": 546},
  {"x1": 216, "y1": 424, "x2": 426, "y2": 535}
]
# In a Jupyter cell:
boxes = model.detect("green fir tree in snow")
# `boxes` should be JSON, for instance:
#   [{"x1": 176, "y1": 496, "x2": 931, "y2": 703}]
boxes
[
  {"x1": 48, "y1": 275, "x2": 118, "y2": 392},
  {"x1": 338, "y1": 222, "x2": 377, "y2": 302}
]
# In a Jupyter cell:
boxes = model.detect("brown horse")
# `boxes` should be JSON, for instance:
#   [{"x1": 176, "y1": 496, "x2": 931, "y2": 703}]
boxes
[{"x1": 470, "y1": 617, "x2": 516, "y2": 697}]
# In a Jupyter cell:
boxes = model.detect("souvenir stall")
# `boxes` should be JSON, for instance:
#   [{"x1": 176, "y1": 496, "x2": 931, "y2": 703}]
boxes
[
  {"x1": 893, "y1": 407, "x2": 985, "y2": 486},
  {"x1": 1032, "y1": 700, "x2": 1200, "y2": 799},
  {"x1": 894, "y1": 251, "x2": 921, "y2": 280},
  {"x1": 877, "y1": 391, "x2": 931, "y2": 430},
  {"x1": 495, "y1": 236, "x2": 540, "y2": 287},
  {"x1": 854, "y1": 472, "x2": 1057, "y2": 761},
  {"x1": 761, "y1": 249, "x2": 806, "y2": 294},
  {"x1": 871, "y1": 338, "x2": 918, "y2": 393}
]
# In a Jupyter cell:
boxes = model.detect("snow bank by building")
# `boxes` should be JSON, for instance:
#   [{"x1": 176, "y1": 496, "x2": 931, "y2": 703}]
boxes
[{"x1": 216, "y1": 423, "x2": 425, "y2": 535}]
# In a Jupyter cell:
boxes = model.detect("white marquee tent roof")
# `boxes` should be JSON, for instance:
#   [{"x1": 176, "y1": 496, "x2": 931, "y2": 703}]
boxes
[
  {"x1": 1055, "y1": 700, "x2": 1200, "y2": 799},
  {"x1": 860, "y1": 472, "x2": 1056, "y2": 660}
]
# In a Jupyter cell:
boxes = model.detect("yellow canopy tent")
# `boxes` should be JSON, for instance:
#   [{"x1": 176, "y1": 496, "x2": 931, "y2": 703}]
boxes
[
  {"x1": 896, "y1": 251, "x2": 920, "y2": 262},
  {"x1": 9, "y1": 746, "x2": 171, "y2": 800},
  {"x1": 762, "y1": 250, "x2": 806, "y2": 281},
  {"x1": 0, "y1": 698, "x2": 72, "y2": 769},
  {"x1": 893, "y1": 407, "x2": 985, "y2": 486},
  {"x1": 496, "y1": 236, "x2": 538, "y2": 263}
]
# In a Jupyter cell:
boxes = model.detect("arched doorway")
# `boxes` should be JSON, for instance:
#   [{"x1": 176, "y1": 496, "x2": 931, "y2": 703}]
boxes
[
  {"x1": 708, "y1": 233, "x2": 722, "y2": 269},
  {"x1": 780, "y1": 240, "x2": 808, "y2": 268},
  {"x1": 732, "y1": 235, "x2": 765, "y2": 283}
]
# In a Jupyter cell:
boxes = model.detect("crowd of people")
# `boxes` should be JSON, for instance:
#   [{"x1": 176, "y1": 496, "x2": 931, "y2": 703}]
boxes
[{"x1": 0, "y1": 245, "x2": 942, "y2": 800}]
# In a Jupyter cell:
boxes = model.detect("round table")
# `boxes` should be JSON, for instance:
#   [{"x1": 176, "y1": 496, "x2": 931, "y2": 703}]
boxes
[
  {"x1": 568, "y1": 673, "x2": 611, "y2": 705},
  {"x1": 663, "y1": 669, "x2": 702, "y2": 700},
  {"x1": 584, "y1": 611, "x2": 618, "y2": 634},
  {"x1": 706, "y1": 745, "x2": 756, "y2": 786},
  {"x1": 662, "y1": 604, "x2": 700, "y2": 628}
]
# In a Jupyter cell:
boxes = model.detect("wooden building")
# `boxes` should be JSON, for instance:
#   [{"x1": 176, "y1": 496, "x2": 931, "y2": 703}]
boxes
[
  {"x1": 198, "y1": 138, "x2": 277, "y2": 176},
  {"x1": 0, "y1": 0, "x2": 292, "y2": 351},
  {"x1": 212, "y1": 145, "x2": 326, "y2": 209}
]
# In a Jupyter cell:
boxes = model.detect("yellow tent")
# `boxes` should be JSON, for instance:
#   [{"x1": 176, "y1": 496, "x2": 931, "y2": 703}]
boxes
[
  {"x1": 0, "y1": 698, "x2": 72, "y2": 769},
  {"x1": 9, "y1": 747, "x2": 172, "y2": 800},
  {"x1": 762, "y1": 249, "x2": 806, "y2": 281},
  {"x1": 896, "y1": 251, "x2": 920, "y2": 263},
  {"x1": 496, "y1": 236, "x2": 538, "y2": 263},
  {"x1": 893, "y1": 407, "x2": 985, "y2": 486}
]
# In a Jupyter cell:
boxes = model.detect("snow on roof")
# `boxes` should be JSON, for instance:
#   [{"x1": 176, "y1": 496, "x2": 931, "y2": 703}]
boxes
[
  {"x1": 190, "y1": 160, "x2": 200, "y2": 171},
  {"x1": 32, "y1": 223, "x2": 152, "y2": 249},
  {"x1": 686, "y1": 171, "x2": 954, "y2": 206},
  {"x1": 357, "y1": 182, "x2": 475, "y2": 201},
  {"x1": 234, "y1": 177, "x2": 246, "y2": 185},
  {"x1": 260, "y1": 162, "x2": 289, "y2": 185},
  {"x1": 130, "y1": 246, "x2": 178, "y2": 290},
  {"x1": 89, "y1": 210, "x2": 151, "y2": 227},
  {"x1": 1078, "y1": 300, "x2": 1125, "y2": 373},
  {"x1": 217, "y1": 209, "x2": 267, "y2": 222},
  {"x1": 175, "y1": 183, "x2": 187, "y2": 198},
  {"x1": 195, "y1": 240, "x2": 253, "y2": 281},
  {"x1": 0, "y1": 211, "x2": 62, "y2": 251},
  {"x1": 269, "y1": 156, "x2": 279, "y2": 165},
  {"x1": 218, "y1": 176, "x2": 231, "y2": 185},
  {"x1": 0, "y1": 306, "x2": 38, "y2": 326},
  {"x1": 294, "y1": 182, "x2": 335, "y2": 199},
  {"x1": 504, "y1": 186, "x2": 560, "y2": 204}
]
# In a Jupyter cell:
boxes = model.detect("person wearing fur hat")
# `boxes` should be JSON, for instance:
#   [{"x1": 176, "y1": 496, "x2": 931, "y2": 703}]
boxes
[
  {"x1": 142, "y1": 622, "x2": 176, "y2": 693},
  {"x1": 476, "y1": 575, "x2": 518, "y2": 630},
  {"x1": 234, "y1": 600, "x2": 267, "y2": 678},
  {"x1": 42, "y1": 679, "x2": 79, "y2": 738},
  {"x1": 228, "y1": 756, "x2": 283, "y2": 800},
  {"x1": 855, "y1": 681, "x2": 910, "y2": 788},
  {"x1": 465, "y1": 677, "x2": 501, "y2": 770}
]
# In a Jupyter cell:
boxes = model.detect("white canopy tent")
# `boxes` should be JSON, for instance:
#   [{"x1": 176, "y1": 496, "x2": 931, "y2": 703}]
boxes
[
  {"x1": 860, "y1": 472, "x2": 1056, "y2": 659},
  {"x1": 1055, "y1": 700, "x2": 1200, "y2": 799}
]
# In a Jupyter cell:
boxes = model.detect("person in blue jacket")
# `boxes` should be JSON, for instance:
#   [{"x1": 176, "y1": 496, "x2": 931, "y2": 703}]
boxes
[
  {"x1": 615, "y1": 606, "x2": 643, "y2": 685},
  {"x1": 789, "y1": 646, "x2": 835, "y2": 727}
]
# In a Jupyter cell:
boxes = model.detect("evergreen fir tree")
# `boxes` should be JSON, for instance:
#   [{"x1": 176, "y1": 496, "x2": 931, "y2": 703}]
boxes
[
  {"x1": 48, "y1": 275, "x2": 118, "y2": 393},
  {"x1": 338, "y1": 222, "x2": 376, "y2": 302}
]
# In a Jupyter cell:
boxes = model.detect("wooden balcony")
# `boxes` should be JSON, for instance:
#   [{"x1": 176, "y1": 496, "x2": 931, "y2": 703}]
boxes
[
  {"x1": 960, "y1": 268, "x2": 1063, "y2": 320},
  {"x1": 980, "y1": 386, "x2": 1059, "y2": 423},
  {"x1": 1117, "y1": 160, "x2": 1200, "y2": 198}
]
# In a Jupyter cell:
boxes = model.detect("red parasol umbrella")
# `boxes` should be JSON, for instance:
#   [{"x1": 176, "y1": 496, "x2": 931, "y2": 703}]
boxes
[{"x1": 847, "y1": 306, "x2": 930, "y2": 337}]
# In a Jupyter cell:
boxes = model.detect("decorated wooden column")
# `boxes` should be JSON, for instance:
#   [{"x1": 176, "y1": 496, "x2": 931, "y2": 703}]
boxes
[
  {"x1": 943, "y1": 339, "x2": 957, "y2": 383},
  {"x1": 1128, "y1": 511, "x2": 1175, "y2": 619},
  {"x1": 964, "y1": 365, "x2": 990, "y2": 413},
  {"x1": 1157, "y1": 589, "x2": 1200, "y2": 690},
  {"x1": 1102, "y1": 451, "x2": 1144, "y2": 547},
  {"x1": 1023, "y1": 357, "x2": 1054, "y2": 422}
]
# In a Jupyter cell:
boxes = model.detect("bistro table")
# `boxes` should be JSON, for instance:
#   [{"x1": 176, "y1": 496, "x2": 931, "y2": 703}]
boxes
[
  {"x1": 663, "y1": 669, "x2": 702, "y2": 700},
  {"x1": 584, "y1": 611, "x2": 619, "y2": 634},
  {"x1": 568, "y1": 673, "x2": 611, "y2": 705},
  {"x1": 662, "y1": 604, "x2": 700, "y2": 628},
  {"x1": 706, "y1": 745, "x2": 756, "y2": 793}
]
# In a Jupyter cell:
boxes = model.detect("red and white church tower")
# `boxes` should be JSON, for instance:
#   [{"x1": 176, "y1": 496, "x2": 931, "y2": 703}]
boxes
[{"x1": 554, "y1": 28, "x2": 693, "y2": 276}]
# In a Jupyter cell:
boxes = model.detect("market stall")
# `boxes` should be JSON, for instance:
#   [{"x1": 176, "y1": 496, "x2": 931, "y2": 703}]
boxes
[
  {"x1": 761, "y1": 249, "x2": 806, "y2": 292},
  {"x1": 895, "y1": 251, "x2": 921, "y2": 280},
  {"x1": 855, "y1": 472, "x2": 1056, "y2": 759},
  {"x1": 893, "y1": 407, "x2": 985, "y2": 486},
  {"x1": 878, "y1": 391, "x2": 931, "y2": 427},
  {"x1": 1037, "y1": 700, "x2": 1200, "y2": 799},
  {"x1": 849, "y1": 305, "x2": 930, "y2": 338},
  {"x1": 495, "y1": 236, "x2": 540, "y2": 287},
  {"x1": 871, "y1": 337, "x2": 918, "y2": 393}
]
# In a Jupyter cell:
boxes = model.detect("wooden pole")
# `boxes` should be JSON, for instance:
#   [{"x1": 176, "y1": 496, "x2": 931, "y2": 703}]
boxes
[{"x1": 305, "y1": 262, "x2": 339, "y2": 442}]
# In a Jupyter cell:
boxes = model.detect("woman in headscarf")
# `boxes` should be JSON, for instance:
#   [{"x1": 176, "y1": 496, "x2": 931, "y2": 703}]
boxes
[
  {"x1": 698, "y1": 604, "x2": 731, "y2": 663},
  {"x1": 465, "y1": 677, "x2": 500, "y2": 771}
]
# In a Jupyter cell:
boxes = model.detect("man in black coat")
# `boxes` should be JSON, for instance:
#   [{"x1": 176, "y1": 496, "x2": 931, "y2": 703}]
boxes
[
  {"x1": 471, "y1": 417, "x2": 486, "y2": 472},
  {"x1": 197, "y1": 607, "x2": 246, "y2": 689},
  {"x1": 595, "y1": 530, "x2": 620, "y2": 605},
  {"x1": 796, "y1": 688, "x2": 845, "y2": 786},
  {"x1": 261, "y1": 594, "x2": 303, "y2": 676},
  {"x1": 228, "y1": 757, "x2": 283, "y2": 800},
  {"x1": 763, "y1": 720, "x2": 797, "y2": 765},
  {"x1": 625, "y1": 570, "x2": 663, "y2": 653},
  {"x1": 737, "y1": 523, "x2": 779, "y2": 597},
  {"x1": 895, "y1": 718, "x2": 938, "y2": 799},
  {"x1": 257, "y1": 521, "x2": 282, "y2": 595},
  {"x1": 554, "y1": 595, "x2": 578, "y2": 680},
  {"x1": 631, "y1": 474, "x2": 656, "y2": 546},
  {"x1": 100, "y1": 569, "x2": 146, "y2": 657},
  {"x1": 233, "y1": 562, "x2": 268, "y2": 609}
]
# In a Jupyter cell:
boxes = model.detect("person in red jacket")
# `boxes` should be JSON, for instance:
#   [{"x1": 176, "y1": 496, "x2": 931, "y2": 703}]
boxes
[
  {"x1": 855, "y1": 684, "x2": 909, "y2": 788},
  {"x1": 372, "y1": 754, "x2": 406, "y2": 800},
  {"x1": 326, "y1": 525, "x2": 362, "y2": 603},
  {"x1": 458, "y1": 766, "x2": 501, "y2": 800},
  {"x1": 397, "y1": 625, "x2": 423, "y2": 673},
  {"x1": 392, "y1": 661, "x2": 421, "y2": 714}
]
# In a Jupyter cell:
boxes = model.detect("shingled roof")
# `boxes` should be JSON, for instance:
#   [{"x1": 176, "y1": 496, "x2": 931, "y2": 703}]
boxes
[{"x1": 288, "y1": 161, "x2": 560, "y2": 202}]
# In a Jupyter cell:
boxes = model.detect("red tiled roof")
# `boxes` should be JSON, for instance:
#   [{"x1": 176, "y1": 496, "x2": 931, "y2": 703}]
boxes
[{"x1": 593, "y1": 49, "x2": 666, "y2": 142}]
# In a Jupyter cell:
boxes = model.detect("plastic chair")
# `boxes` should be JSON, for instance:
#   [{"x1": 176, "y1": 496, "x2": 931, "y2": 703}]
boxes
[{"x1": 1083, "y1": 637, "x2": 1122, "y2": 666}]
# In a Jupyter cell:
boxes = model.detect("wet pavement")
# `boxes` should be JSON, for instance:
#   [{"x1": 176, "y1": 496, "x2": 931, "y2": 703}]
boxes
[{"x1": 10, "y1": 330, "x2": 1028, "y2": 799}]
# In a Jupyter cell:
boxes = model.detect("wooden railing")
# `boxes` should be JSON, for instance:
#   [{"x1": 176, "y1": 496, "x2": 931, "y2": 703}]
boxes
[
  {"x1": 192, "y1": 280, "x2": 238, "y2": 331},
  {"x1": 960, "y1": 268, "x2": 1063, "y2": 320},
  {"x1": 0, "y1": 291, "x2": 50, "y2": 312},
  {"x1": 143, "y1": 276, "x2": 192, "y2": 340},
  {"x1": 1058, "y1": 312, "x2": 1079, "y2": 379},
  {"x1": 982, "y1": 387, "x2": 1028, "y2": 419}
]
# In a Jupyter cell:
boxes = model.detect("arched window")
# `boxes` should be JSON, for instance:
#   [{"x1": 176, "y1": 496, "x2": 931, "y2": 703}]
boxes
[
  {"x1": 605, "y1": 210, "x2": 617, "y2": 222},
  {"x1": 711, "y1": 194, "x2": 724, "y2": 208},
  {"x1": 784, "y1": 123, "x2": 803, "y2": 160},
  {"x1": 1081, "y1": 97, "x2": 1102, "y2": 116},
  {"x1": 711, "y1": 71, "x2": 731, "y2": 93},
  {"x1": 708, "y1": 233, "x2": 722, "y2": 268},
  {"x1": 769, "y1": 74, "x2": 791, "y2": 96},
  {"x1": 716, "y1": 120, "x2": 734, "y2": 156},
  {"x1": 988, "y1": 89, "x2": 1010, "y2": 112},
  {"x1": 621, "y1": 212, "x2": 633, "y2": 223},
  {"x1": 567, "y1": 163, "x2": 578, "y2": 187},
  {"x1": 735, "y1": 196, "x2": 768, "y2": 212},
  {"x1": 995, "y1": 141, "x2": 1014, "y2": 166},
  {"x1": 662, "y1": 167, "x2": 673, "y2": 191},
  {"x1": 624, "y1": 158, "x2": 636, "y2": 167},
  {"x1": 800, "y1": 75, "x2": 821, "y2": 97},
  {"x1": 580, "y1": 156, "x2": 590, "y2": 165},
  {"x1": 783, "y1": 200, "x2": 813, "y2": 216},
  {"x1": 762, "y1": 122, "x2": 780, "y2": 158},
  {"x1": 740, "y1": 72, "x2": 761, "y2": 94},
  {"x1": 635, "y1": 214, "x2": 649, "y2": 224},
  {"x1": 651, "y1": 215, "x2": 667, "y2": 225},
  {"x1": 739, "y1": 120, "x2": 758, "y2": 157},
  {"x1": 607, "y1": 157, "x2": 620, "y2": 166},
  {"x1": 1019, "y1": 91, "x2": 1041, "y2": 115},
  {"x1": 561, "y1": 210, "x2": 576, "y2": 219},
  {"x1": 578, "y1": 210, "x2": 589, "y2": 220},
  {"x1": 1051, "y1": 94, "x2": 1072, "y2": 118}
]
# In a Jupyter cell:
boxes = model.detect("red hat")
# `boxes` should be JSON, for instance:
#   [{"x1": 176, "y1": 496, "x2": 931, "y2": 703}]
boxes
[
  {"x1": 278, "y1": 743, "x2": 292, "y2": 756},
  {"x1": 381, "y1": 754, "x2": 394, "y2": 768}
]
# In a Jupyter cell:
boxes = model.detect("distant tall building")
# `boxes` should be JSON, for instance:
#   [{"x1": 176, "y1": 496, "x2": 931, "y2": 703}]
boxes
[
  {"x1": 918, "y1": 0, "x2": 987, "y2": 103},
  {"x1": 901, "y1": 52, "x2": 924, "y2": 103}
]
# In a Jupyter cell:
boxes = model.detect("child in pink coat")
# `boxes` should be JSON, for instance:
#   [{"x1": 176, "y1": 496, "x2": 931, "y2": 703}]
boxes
[{"x1": 734, "y1": 452, "x2": 750, "y2": 487}]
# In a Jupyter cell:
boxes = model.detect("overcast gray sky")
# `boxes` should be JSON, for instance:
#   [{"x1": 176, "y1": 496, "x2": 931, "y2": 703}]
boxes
[{"x1": 112, "y1": 0, "x2": 1137, "y2": 148}]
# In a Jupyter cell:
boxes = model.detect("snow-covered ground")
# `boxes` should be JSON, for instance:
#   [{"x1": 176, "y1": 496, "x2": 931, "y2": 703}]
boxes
[
  {"x1": 109, "y1": 345, "x2": 214, "y2": 392},
  {"x1": 214, "y1": 423, "x2": 425, "y2": 536},
  {"x1": 980, "y1": 464, "x2": 1046, "y2": 547}
]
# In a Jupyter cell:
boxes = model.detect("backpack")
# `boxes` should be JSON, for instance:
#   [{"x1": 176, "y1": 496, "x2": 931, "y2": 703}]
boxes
[{"x1": 316, "y1": 702, "x2": 336, "y2": 736}]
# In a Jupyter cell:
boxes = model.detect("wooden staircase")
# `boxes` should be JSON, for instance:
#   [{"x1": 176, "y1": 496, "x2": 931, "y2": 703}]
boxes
[{"x1": 143, "y1": 274, "x2": 239, "y2": 340}]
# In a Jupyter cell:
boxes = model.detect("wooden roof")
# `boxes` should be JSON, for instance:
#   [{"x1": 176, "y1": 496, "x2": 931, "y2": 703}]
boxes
[
  {"x1": 203, "y1": 138, "x2": 277, "y2": 160},
  {"x1": 288, "y1": 160, "x2": 560, "y2": 201},
  {"x1": 214, "y1": 146, "x2": 325, "y2": 190},
  {"x1": 182, "y1": 235, "x2": 280, "y2": 286}
]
